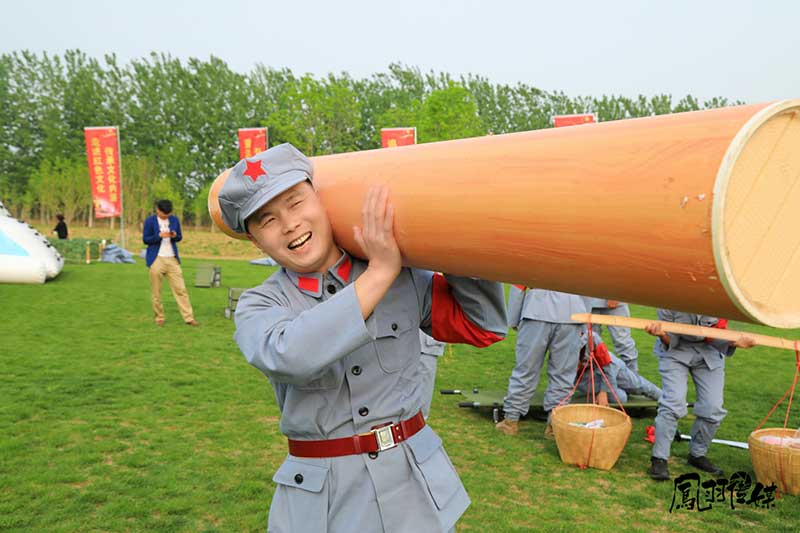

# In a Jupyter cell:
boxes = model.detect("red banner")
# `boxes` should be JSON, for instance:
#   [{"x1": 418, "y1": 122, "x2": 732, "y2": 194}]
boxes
[
  {"x1": 381, "y1": 127, "x2": 416, "y2": 148},
  {"x1": 552, "y1": 114, "x2": 597, "y2": 128},
  {"x1": 84, "y1": 127, "x2": 122, "y2": 218},
  {"x1": 238, "y1": 128, "x2": 268, "y2": 159}
]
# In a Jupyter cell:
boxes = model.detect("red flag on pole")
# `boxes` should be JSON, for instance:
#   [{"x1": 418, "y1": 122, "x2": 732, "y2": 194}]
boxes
[
  {"x1": 84, "y1": 127, "x2": 122, "y2": 218},
  {"x1": 552, "y1": 114, "x2": 597, "y2": 128},
  {"x1": 381, "y1": 127, "x2": 417, "y2": 148},
  {"x1": 238, "y1": 128, "x2": 269, "y2": 159}
]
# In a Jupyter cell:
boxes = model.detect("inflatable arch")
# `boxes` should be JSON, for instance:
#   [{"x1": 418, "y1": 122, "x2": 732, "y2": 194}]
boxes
[{"x1": 0, "y1": 200, "x2": 64, "y2": 284}]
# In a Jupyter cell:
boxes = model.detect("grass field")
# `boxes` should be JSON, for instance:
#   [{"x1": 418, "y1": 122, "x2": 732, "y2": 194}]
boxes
[{"x1": 2, "y1": 249, "x2": 799, "y2": 531}]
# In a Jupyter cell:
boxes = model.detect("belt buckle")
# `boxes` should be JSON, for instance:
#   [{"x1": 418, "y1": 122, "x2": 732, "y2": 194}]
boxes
[{"x1": 371, "y1": 424, "x2": 397, "y2": 452}]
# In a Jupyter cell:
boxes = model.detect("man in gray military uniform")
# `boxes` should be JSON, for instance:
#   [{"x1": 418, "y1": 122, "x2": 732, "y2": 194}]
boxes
[
  {"x1": 584, "y1": 297, "x2": 640, "y2": 372},
  {"x1": 419, "y1": 331, "x2": 447, "y2": 419},
  {"x1": 496, "y1": 285, "x2": 587, "y2": 437},
  {"x1": 645, "y1": 310, "x2": 754, "y2": 481},
  {"x1": 576, "y1": 331, "x2": 661, "y2": 406},
  {"x1": 218, "y1": 143, "x2": 507, "y2": 532}
]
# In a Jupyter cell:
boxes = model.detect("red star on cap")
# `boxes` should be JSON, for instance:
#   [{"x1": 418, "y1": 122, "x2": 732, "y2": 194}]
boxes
[{"x1": 243, "y1": 159, "x2": 266, "y2": 182}]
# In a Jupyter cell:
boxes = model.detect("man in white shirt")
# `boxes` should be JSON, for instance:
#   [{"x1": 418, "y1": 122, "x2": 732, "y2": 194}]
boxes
[{"x1": 142, "y1": 199, "x2": 198, "y2": 327}]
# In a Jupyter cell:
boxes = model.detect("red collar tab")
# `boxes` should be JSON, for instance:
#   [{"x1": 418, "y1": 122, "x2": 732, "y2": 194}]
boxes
[
  {"x1": 712, "y1": 318, "x2": 729, "y2": 330},
  {"x1": 285, "y1": 269, "x2": 323, "y2": 298},
  {"x1": 297, "y1": 276, "x2": 320, "y2": 294},
  {"x1": 243, "y1": 159, "x2": 266, "y2": 182},
  {"x1": 336, "y1": 256, "x2": 352, "y2": 283}
]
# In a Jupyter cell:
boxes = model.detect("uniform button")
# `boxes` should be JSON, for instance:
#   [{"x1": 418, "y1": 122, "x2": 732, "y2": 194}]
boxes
[
  {"x1": 351, "y1": 365, "x2": 362, "y2": 376},
  {"x1": 359, "y1": 407, "x2": 369, "y2": 417},
  {"x1": 391, "y1": 323, "x2": 398, "y2": 331},
  {"x1": 327, "y1": 284, "x2": 336, "y2": 294},
  {"x1": 368, "y1": 452, "x2": 379, "y2": 460},
  {"x1": 294, "y1": 474, "x2": 304, "y2": 484}
]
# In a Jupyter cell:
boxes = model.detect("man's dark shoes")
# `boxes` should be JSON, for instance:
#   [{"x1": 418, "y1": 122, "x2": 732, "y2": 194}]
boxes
[
  {"x1": 688, "y1": 454, "x2": 724, "y2": 476},
  {"x1": 648, "y1": 457, "x2": 670, "y2": 481}
]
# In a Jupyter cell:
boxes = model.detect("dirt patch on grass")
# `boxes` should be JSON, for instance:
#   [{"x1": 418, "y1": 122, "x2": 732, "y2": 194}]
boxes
[
  {"x1": 201, "y1": 513, "x2": 224, "y2": 527},
  {"x1": 68, "y1": 479, "x2": 93, "y2": 490}
]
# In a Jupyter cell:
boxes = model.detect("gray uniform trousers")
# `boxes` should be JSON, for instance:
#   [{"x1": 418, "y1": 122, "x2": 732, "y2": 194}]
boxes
[
  {"x1": 652, "y1": 309, "x2": 732, "y2": 460},
  {"x1": 419, "y1": 331, "x2": 446, "y2": 419},
  {"x1": 503, "y1": 287, "x2": 587, "y2": 420},
  {"x1": 589, "y1": 302, "x2": 639, "y2": 372},
  {"x1": 503, "y1": 319, "x2": 583, "y2": 419}
]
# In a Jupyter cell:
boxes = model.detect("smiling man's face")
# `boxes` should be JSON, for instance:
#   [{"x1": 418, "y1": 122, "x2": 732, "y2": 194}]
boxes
[{"x1": 245, "y1": 181, "x2": 340, "y2": 274}]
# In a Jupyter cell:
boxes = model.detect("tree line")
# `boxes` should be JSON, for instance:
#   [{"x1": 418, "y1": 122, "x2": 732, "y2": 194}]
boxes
[{"x1": 0, "y1": 50, "x2": 743, "y2": 228}]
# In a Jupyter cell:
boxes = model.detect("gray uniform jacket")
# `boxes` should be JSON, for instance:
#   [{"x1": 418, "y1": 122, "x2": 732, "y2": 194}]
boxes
[
  {"x1": 420, "y1": 331, "x2": 446, "y2": 357},
  {"x1": 234, "y1": 252, "x2": 506, "y2": 532},
  {"x1": 582, "y1": 296, "x2": 607, "y2": 310},
  {"x1": 656, "y1": 309, "x2": 735, "y2": 369},
  {"x1": 418, "y1": 331, "x2": 446, "y2": 419},
  {"x1": 508, "y1": 286, "x2": 588, "y2": 327}
]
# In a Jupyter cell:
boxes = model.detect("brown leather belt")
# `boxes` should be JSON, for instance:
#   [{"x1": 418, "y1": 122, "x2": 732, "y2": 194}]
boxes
[{"x1": 288, "y1": 411, "x2": 425, "y2": 458}]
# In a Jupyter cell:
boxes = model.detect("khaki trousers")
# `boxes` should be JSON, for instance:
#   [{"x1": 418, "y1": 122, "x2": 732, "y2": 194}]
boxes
[{"x1": 149, "y1": 256, "x2": 194, "y2": 323}]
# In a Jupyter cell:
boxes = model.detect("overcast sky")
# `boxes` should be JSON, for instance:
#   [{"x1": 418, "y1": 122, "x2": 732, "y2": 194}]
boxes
[{"x1": 2, "y1": 0, "x2": 798, "y2": 103}]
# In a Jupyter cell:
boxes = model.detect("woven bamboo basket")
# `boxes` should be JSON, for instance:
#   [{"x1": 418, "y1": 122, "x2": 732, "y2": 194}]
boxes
[
  {"x1": 551, "y1": 404, "x2": 632, "y2": 471},
  {"x1": 748, "y1": 428, "x2": 800, "y2": 495}
]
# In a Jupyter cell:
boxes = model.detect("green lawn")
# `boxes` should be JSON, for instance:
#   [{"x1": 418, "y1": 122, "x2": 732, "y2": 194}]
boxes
[{"x1": 1, "y1": 259, "x2": 798, "y2": 531}]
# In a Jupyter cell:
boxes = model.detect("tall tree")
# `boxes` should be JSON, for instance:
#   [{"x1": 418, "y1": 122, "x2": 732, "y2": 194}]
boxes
[{"x1": 418, "y1": 84, "x2": 484, "y2": 143}]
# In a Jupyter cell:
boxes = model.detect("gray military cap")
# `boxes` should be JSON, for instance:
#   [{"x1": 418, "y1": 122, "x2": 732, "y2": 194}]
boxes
[{"x1": 218, "y1": 143, "x2": 313, "y2": 233}]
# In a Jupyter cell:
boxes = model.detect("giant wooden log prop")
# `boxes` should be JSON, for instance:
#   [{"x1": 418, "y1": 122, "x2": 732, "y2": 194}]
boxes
[{"x1": 210, "y1": 100, "x2": 800, "y2": 328}]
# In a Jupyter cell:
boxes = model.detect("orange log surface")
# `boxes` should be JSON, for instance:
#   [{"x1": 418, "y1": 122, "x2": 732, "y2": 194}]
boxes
[{"x1": 210, "y1": 100, "x2": 800, "y2": 328}]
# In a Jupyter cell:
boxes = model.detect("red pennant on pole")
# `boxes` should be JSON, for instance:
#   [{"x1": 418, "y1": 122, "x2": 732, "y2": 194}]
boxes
[
  {"x1": 552, "y1": 114, "x2": 597, "y2": 128},
  {"x1": 238, "y1": 128, "x2": 268, "y2": 160},
  {"x1": 84, "y1": 127, "x2": 122, "y2": 219},
  {"x1": 381, "y1": 127, "x2": 417, "y2": 148}
]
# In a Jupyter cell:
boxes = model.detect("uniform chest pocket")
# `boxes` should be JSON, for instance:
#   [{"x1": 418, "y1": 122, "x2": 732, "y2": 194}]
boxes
[{"x1": 373, "y1": 313, "x2": 417, "y2": 373}]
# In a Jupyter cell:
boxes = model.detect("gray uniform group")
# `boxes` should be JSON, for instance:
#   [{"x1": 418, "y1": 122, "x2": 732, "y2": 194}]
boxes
[
  {"x1": 234, "y1": 253, "x2": 506, "y2": 532},
  {"x1": 502, "y1": 286, "x2": 588, "y2": 420},
  {"x1": 651, "y1": 309, "x2": 735, "y2": 461}
]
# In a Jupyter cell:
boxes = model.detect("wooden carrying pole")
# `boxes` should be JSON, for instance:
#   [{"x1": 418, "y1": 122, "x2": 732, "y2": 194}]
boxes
[
  {"x1": 571, "y1": 313, "x2": 799, "y2": 352},
  {"x1": 209, "y1": 100, "x2": 800, "y2": 328}
]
